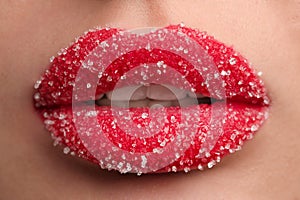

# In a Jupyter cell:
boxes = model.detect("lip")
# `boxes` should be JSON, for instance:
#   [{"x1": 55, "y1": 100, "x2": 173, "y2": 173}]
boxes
[{"x1": 33, "y1": 24, "x2": 270, "y2": 174}]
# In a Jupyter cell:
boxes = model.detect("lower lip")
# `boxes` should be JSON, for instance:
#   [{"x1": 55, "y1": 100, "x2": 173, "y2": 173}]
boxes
[
  {"x1": 34, "y1": 24, "x2": 270, "y2": 174},
  {"x1": 40, "y1": 102, "x2": 268, "y2": 173}
]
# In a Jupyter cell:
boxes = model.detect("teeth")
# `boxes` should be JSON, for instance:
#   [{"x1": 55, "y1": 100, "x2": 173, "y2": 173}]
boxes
[
  {"x1": 106, "y1": 86, "x2": 147, "y2": 101},
  {"x1": 129, "y1": 100, "x2": 149, "y2": 108},
  {"x1": 96, "y1": 98, "x2": 149, "y2": 108},
  {"x1": 98, "y1": 84, "x2": 207, "y2": 108},
  {"x1": 148, "y1": 100, "x2": 173, "y2": 108},
  {"x1": 147, "y1": 84, "x2": 187, "y2": 100},
  {"x1": 96, "y1": 98, "x2": 198, "y2": 108}
]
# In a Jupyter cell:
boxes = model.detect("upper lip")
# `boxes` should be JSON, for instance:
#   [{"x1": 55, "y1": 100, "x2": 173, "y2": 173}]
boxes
[{"x1": 34, "y1": 25, "x2": 269, "y2": 108}]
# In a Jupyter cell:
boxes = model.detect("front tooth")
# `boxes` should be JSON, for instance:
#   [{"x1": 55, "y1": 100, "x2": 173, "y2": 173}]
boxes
[
  {"x1": 106, "y1": 86, "x2": 147, "y2": 101},
  {"x1": 188, "y1": 91, "x2": 205, "y2": 98},
  {"x1": 148, "y1": 100, "x2": 173, "y2": 108},
  {"x1": 130, "y1": 100, "x2": 149, "y2": 108},
  {"x1": 147, "y1": 84, "x2": 187, "y2": 100}
]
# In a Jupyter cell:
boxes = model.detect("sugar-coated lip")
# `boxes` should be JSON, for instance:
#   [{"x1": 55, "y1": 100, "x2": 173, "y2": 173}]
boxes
[{"x1": 33, "y1": 24, "x2": 270, "y2": 174}]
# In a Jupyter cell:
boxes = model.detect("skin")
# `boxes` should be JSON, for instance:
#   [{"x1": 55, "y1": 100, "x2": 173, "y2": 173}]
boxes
[{"x1": 0, "y1": 0, "x2": 300, "y2": 199}]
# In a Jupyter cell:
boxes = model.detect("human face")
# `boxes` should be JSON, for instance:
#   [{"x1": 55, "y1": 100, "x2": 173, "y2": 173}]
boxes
[{"x1": 0, "y1": 1, "x2": 299, "y2": 199}]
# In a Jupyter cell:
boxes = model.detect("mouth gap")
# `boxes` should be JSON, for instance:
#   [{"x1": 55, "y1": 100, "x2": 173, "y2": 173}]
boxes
[
  {"x1": 90, "y1": 83, "x2": 225, "y2": 108},
  {"x1": 93, "y1": 95, "x2": 221, "y2": 108}
]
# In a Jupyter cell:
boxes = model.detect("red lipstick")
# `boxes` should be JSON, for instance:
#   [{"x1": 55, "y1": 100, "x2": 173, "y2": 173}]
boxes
[{"x1": 33, "y1": 24, "x2": 270, "y2": 174}]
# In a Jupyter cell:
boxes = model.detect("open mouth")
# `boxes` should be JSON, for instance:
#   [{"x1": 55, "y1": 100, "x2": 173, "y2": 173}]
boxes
[
  {"x1": 33, "y1": 24, "x2": 270, "y2": 174},
  {"x1": 94, "y1": 84, "x2": 219, "y2": 108}
]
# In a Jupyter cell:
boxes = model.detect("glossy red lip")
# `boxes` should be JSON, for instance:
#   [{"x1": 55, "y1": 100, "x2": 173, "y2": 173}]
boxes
[{"x1": 33, "y1": 24, "x2": 270, "y2": 174}]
